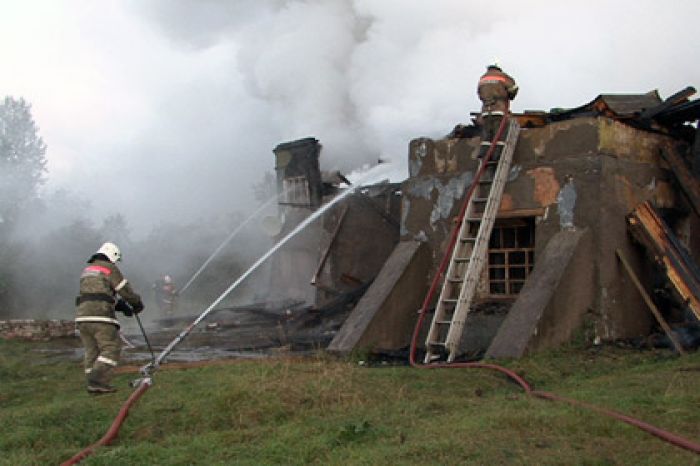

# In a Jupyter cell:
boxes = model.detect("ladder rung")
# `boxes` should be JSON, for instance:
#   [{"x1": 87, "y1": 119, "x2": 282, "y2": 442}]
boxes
[
  {"x1": 459, "y1": 236, "x2": 476, "y2": 242},
  {"x1": 436, "y1": 320, "x2": 452, "y2": 325},
  {"x1": 428, "y1": 341, "x2": 446, "y2": 347},
  {"x1": 454, "y1": 257, "x2": 470, "y2": 263},
  {"x1": 472, "y1": 197, "x2": 487, "y2": 203},
  {"x1": 447, "y1": 277, "x2": 463, "y2": 283},
  {"x1": 442, "y1": 298, "x2": 457, "y2": 304},
  {"x1": 478, "y1": 178, "x2": 493, "y2": 184},
  {"x1": 466, "y1": 217, "x2": 482, "y2": 223}
]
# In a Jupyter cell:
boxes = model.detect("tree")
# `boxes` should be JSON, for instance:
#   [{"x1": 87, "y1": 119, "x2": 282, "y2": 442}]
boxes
[
  {"x1": 0, "y1": 96, "x2": 47, "y2": 229},
  {"x1": 99, "y1": 213, "x2": 132, "y2": 249},
  {"x1": 251, "y1": 171, "x2": 277, "y2": 203}
]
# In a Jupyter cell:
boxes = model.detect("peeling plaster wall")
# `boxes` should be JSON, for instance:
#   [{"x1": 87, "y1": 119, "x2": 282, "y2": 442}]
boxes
[
  {"x1": 598, "y1": 119, "x2": 676, "y2": 163},
  {"x1": 593, "y1": 153, "x2": 678, "y2": 340},
  {"x1": 527, "y1": 167, "x2": 560, "y2": 208},
  {"x1": 403, "y1": 173, "x2": 472, "y2": 232},
  {"x1": 556, "y1": 178, "x2": 577, "y2": 230},
  {"x1": 400, "y1": 116, "x2": 694, "y2": 350}
]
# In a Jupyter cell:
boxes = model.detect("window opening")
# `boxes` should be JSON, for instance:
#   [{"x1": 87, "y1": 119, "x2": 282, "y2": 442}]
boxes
[
  {"x1": 487, "y1": 218, "x2": 535, "y2": 297},
  {"x1": 280, "y1": 176, "x2": 311, "y2": 206}
]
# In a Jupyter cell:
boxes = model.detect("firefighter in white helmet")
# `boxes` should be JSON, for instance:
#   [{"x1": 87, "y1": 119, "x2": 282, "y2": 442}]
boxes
[
  {"x1": 153, "y1": 273, "x2": 178, "y2": 314},
  {"x1": 75, "y1": 242, "x2": 144, "y2": 394}
]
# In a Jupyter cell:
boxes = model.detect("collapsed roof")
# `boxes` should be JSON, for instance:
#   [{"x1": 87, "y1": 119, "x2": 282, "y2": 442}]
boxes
[{"x1": 518, "y1": 86, "x2": 700, "y2": 136}]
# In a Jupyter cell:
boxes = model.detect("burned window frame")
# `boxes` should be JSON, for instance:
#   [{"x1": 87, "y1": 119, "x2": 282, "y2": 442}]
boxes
[
  {"x1": 280, "y1": 176, "x2": 311, "y2": 207},
  {"x1": 487, "y1": 217, "x2": 535, "y2": 298}
]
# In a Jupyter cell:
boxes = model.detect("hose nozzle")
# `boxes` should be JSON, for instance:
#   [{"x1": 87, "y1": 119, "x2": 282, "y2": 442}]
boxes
[
  {"x1": 139, "y1": 361, "x2": 156, "y2": 377},
  {"x1": 129, "y1": 376, "x2": 153, "y2": 389}
]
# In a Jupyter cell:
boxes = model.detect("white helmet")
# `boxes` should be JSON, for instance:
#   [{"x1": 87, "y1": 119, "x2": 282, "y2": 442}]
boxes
[
  {"x1": 97, "y1": 242, "x2": 121, "y2": 263},
  {"x1": 489, "y1": 58, "x2": 502, "y2": 71},
  {"x1": 163, "y1": 275, "x2": 172, "y2": 284}
]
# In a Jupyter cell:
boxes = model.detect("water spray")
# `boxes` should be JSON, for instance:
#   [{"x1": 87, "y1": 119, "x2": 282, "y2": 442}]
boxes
[
  {"x1": 178, "y1": 191, "x2": 286, "y2": 296},
  {"x1": 137, "y1": 164, "x2": 395, "y2": 380}
]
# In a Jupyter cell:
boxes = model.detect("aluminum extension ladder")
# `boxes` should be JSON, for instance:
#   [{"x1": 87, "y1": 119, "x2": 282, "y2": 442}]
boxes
[{"x1": 424, "y1": 119, "x2": 520, "y2": 363}]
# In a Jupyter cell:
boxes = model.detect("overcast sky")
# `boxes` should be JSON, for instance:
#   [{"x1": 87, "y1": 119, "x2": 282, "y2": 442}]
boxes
[{"x1": 2, "y1": 0, "x2": 699, "y2": 236}]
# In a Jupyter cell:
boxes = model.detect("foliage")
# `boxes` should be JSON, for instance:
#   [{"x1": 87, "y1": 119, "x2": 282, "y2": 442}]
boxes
[
  {"x1": 252, "y1": 171, "x2": 277, "y2": 203},
  {"x1": 0, "y1": 96, "x2": 258, "y2": 321},
  {"x1": 0, "y1": 219, "x2": 103, "y2": 318},
  {"x1": 0, "y1": 96, "x2": 47, "y2": 230},
  {"x1": 99, "y1": 214, "x2": 132, "y2": 251},
  {"x1": 0, "y1": 96, "x2": 48, "y2": 316},
  {"x1": 1, "y1": 340, "x2": 698, "y2": 465}
]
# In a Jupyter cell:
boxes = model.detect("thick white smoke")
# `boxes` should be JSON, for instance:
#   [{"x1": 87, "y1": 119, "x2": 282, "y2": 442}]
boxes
[{"x1": 3, "y1": 0, "x2": 699, "y2": 234}]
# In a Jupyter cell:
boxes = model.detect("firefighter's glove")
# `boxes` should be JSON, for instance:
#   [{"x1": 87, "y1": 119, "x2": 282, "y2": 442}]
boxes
[
  {"x1": 132, "y1": 301, "x2": 145, "y2": 315},
  {"x1": 116, "y1": 299, "x2": 134, "y2": 317}
]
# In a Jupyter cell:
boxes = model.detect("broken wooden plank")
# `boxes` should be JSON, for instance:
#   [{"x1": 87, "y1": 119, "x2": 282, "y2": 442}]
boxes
[
  {"x1": 616, "y1": 249, "x2": 686, "y2": 356},
  {"x1": 626, "y1": 202, "x2": 700, "y2": 321},
  {"x1": 639, "y1": 86, "x2": 696, "y2": 122}
]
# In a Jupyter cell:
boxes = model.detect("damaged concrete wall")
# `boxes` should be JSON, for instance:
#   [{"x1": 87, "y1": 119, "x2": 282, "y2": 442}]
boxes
[
  {"x1": 274, "y1": 137, "x2": 323, "y2": 207},
  {"x1": 266, "y1": 208, "x2": 322, "y2": 305},
  {"x1": 316, "y1": 187, "x2": 401, "y2": 306},
  {"x1": 399, "y1": 116, "x2": 693, "y2": 354},
  {"x1": 267, "y1": 138, "x2": 325, "y2": 306}
]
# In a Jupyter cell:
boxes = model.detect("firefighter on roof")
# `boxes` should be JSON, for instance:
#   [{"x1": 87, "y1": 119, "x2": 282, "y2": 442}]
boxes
[
  {"x1": 477, "y1": 62, "x2": 518, "y2": 157},
  {"x1": 75, "y1": 242, "x2": 144, "y2": 394}
]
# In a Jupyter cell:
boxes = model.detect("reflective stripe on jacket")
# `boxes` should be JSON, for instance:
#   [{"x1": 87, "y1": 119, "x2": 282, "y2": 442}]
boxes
[{"x1": 477, "y1": 68, "x2": 518, "y2": 115}]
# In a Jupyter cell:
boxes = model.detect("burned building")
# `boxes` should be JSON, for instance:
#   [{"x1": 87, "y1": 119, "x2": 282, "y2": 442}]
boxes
[
  {"x1": 228, "y1": 86, "x2": 700, "y2": 359},
  {"x1": 323, "y1": 88, "x2": 700, "y2": 359},
  {"x1": 263, "y1": 137, "x2": 402, "y2": 345}
]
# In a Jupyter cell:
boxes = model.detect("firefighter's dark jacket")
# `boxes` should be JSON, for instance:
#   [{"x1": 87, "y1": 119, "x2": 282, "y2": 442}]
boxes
[
  {"x1": 75, "y1": 254, "x2": 143, "y2": 327},
  {"x1": 477, "y1": 67, "x2": 518, "y2": 115}
]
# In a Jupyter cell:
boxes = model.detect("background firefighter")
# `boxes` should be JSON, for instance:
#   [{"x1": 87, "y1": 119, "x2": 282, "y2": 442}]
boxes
[
  {"x1": 477, "y1": 62, "x2": 518, "y2": 158},
  {"x1": 75, "y1": 242, "x2": 144, "y2": 394},
  {"x1": 153, "y1": 274, "x2": 178, "y2": 314}
]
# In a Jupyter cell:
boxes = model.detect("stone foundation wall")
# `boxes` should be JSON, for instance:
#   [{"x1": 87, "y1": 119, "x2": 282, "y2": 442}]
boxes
[{"x1": 0, "y1": 319, "x2": 77, "y2": 341}]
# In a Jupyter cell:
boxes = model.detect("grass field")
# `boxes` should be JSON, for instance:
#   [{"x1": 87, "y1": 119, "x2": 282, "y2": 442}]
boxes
[{"x1": 1, "y1": 338, "x2": 699, "y2": 465}]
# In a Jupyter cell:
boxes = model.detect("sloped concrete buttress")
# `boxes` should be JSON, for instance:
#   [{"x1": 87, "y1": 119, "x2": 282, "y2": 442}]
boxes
[
  {"x1": 485, "y1": 228, "x2": 593, "y2": 359},
  {"x1": 327, "y1": 241, "x2": 430, "y2": 355}
]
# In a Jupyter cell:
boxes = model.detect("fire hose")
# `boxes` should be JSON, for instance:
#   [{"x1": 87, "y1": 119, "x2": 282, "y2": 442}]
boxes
[
  {"x1": 60, "y1": 378, "x2": 152, "y2": 466},
  {"x1": 409, "y1": 115, "x2": 700, "y2": 455},
  {"x1": 61, "y1": 119, "x2": 698, "y2": 462},
  {"x1": 61, "y1": 182, "x2": 370, "y2": 464}
]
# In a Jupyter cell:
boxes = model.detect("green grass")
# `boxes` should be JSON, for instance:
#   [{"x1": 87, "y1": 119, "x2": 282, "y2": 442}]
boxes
[{"x1": 1, "y1": 339, "x2": 699, "y2": 465}]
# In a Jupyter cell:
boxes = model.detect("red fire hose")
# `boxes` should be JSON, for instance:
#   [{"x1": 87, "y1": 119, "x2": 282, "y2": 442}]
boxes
[
  {"x1": 60, "y1": 379, "x2": 151, "y2": 466},
  {"x1": 409, "y1": 115, "x2": 700, "y2": 455},
  {"x1": 62, "y1": 116, "x2": 698, "y2": 463}
]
